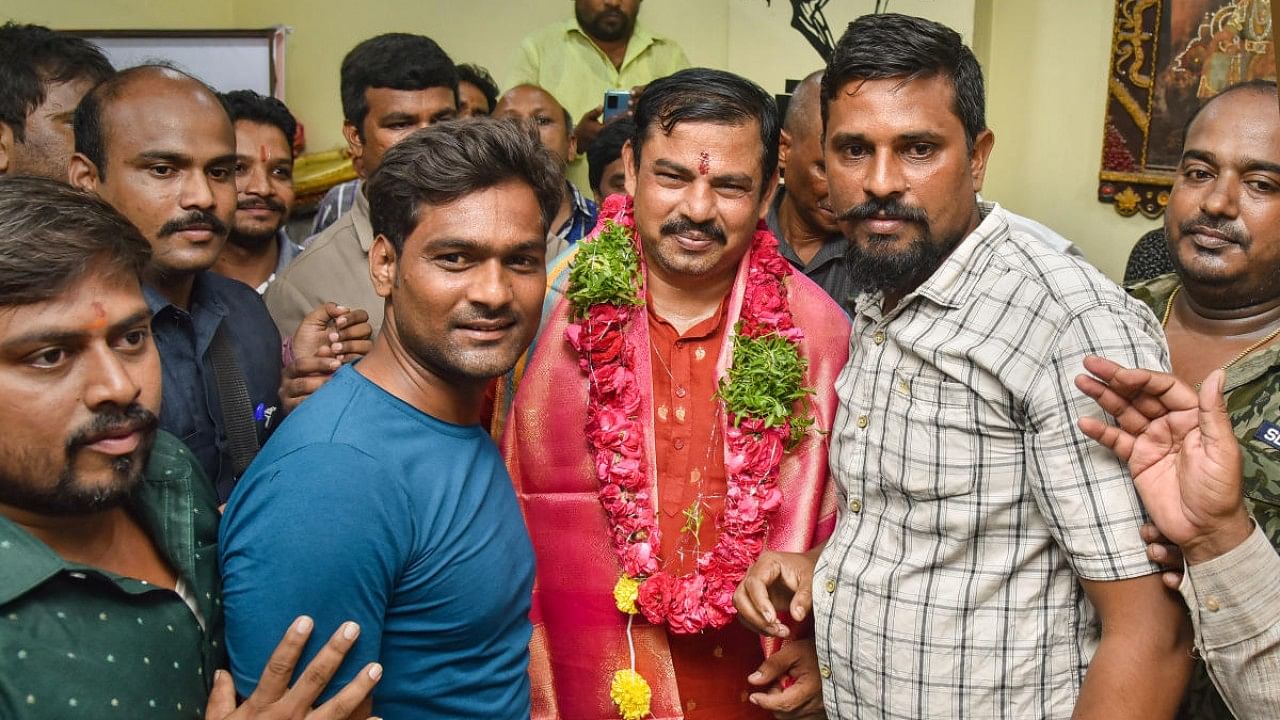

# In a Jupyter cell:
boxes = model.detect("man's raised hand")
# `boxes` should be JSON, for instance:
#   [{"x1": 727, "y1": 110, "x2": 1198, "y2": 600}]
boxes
[{"x1": 1075, "y1": 357, "x2": 1252, "y2": 566}]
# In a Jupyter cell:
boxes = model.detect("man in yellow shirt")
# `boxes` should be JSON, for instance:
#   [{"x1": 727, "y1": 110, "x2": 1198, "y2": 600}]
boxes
[{"x1": 507, "y1": 0, "x2": 688, "y2": 191}]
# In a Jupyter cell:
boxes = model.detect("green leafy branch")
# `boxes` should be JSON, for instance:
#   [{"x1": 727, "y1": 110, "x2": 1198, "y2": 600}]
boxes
[
  {"x1": 717, "y1": 328, "x2": 815, "y2": 445},
  {"x1": 566, "y1": 219, "x2": 643, "y2": 316}
]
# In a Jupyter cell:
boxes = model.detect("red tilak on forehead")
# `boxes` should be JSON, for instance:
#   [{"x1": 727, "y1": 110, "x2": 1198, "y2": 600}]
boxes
[
  {"x1": 698, "y1": 152, "x2": 711, "y2": 175},
  {"x1": 259, "y1": 144, "x2": 269, "y2": 162},
  {"x1": 87, "y1": 301, "x2": 107, "y2": 330}
]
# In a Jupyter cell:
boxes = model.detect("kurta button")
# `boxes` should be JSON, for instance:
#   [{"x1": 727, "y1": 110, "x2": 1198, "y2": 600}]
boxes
[
  {"x1": 848, "y1": 498, "x2": 863, "y2": 513},
  {"x1": 873, "y1": 331, "x2": 885, "y2": 345},
  {"x1": 675, "y1": 386, "x2": 687, "y2": 398},
  {"x1": 820, "y1": 665, "x2": 832, "y2": 678},
  {"x1": 856, "y1": 415, "x2": 869, "y2": 429},
  {"x1": 1205, "y1": 597, "x2": 1221, "y2": 612},
  {"x1": 674, "y1": 438, "x2": 686, "y2": 450},
  {"x1": 825, "y1": 578, "x2": 836, "y2": 593}
]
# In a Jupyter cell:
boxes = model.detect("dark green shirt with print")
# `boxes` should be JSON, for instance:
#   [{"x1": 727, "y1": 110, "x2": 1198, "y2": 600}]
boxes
[
  {"x1": 1131, "y1": 273, "x2": 1280, "y2": 720},
  {"x1": 0, "y1": 431, "x2": 223, "y2": 719}
]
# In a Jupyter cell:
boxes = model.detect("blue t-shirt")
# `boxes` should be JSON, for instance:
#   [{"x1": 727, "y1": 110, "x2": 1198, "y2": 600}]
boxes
[{"x1": 219, "y1": 365, "x2": 535, "y2": 718}]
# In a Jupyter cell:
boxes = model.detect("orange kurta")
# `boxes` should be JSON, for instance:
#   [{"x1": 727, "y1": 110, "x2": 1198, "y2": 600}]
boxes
[{"x1": 648, "y1": 300, "x2": 769, "y2": 719}]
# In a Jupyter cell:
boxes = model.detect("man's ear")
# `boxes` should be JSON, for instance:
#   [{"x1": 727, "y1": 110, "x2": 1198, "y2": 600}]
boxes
[
  {"x1": 0, "y1": 122, "x2": 14, "y2": 175},
  {"x1": 778, "y1": 128, "x2": 793, "y2": 175},
  {"x1": 67, "y1": 152, "x2": 100, "y2": 192},
  {"x1": 758, "y1": 167, "x2": 781, "y2": 221},
  {"x1": 622, "y1": 139, "x2": 637, "y2": 196},
  {"x1": 969, "y1": 128, "x2": 996, "y2": 193},
  {"x1": 343, "y1": 121, "x2": 366, "y2": 178},
  {"x1": 566, "y1": 133, "x2": 578, "y2": 165},
  {"x1": 368, "y1": 233, "x2": 398, "y2": 299}
]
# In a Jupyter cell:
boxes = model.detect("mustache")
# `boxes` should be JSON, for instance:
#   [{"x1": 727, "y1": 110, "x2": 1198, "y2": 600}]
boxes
[
  {"x1": 1178, "y1": 214, "x2": 1247, "y2": 245},
  {"x1": 836, "y1": 197, "x2": 929, "y2": 225},
  {"x1": 453, "y1": 308, "x2": 519, "y2": 326},
  {"x1": 237, "y1": 197, "x2": 287, "y2": 214},
  {"x1": 66, "y1": 404, "x2": 158, "y2": 453},
  {"x1": 660, "y1": 216, "x2": 727, "y2": 244},
  {"x1": 158, "y1": 210, "x2": 227, "y2": 238}
]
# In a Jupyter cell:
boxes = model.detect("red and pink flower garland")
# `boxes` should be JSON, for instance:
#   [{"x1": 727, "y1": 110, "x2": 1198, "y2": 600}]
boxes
[{"x1": 565, "y1": 194, "x2": 809, "y2": 634}]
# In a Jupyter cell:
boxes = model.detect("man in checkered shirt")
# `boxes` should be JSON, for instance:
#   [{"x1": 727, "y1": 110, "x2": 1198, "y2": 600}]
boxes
[{"x1": 735, "y1": 14, "x2": 1193, "y2": 719}]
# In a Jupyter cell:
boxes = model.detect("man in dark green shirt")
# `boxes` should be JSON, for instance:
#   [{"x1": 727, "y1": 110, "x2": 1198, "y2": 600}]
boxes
[
  {"x1": 0, "y1": 176, "x2": 379, "y2": 720},
  {"x1": 0, "y1": 432, "x2": 222, "y2": 718},
  {"x1": 0, "y1": 176, "x2": 219, "y2": 719}
]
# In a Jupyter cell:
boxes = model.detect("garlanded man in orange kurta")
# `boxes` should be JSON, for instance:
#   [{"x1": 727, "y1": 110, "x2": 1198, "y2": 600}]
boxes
[{"x1": 499, "y1": 68, "x2": 851, "y2": 720}]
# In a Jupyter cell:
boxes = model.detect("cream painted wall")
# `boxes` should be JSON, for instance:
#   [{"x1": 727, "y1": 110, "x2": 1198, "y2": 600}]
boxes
[
  {"x1": 726, "y1": 0, "x2": 975, "y2": 100},
  {"x1": 976, "y1": 0, "x2": 1159, "y2": 280},
  {"x1": 232, "y1": 0, "x2": 732, "y2": 154},
  {"x1": 6, "y1": 0, "x2": 234, "y2": 30}
]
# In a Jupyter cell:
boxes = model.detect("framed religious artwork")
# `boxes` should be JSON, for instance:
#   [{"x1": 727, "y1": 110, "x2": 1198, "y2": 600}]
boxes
[{"x1": 1098, "y1": 0, "x2": 1276, "y2": 218}]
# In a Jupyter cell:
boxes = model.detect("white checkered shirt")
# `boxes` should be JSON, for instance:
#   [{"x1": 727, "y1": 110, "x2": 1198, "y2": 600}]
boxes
[{"x1": 815, "y1": 203, "x2": 1167, "y2": 719}]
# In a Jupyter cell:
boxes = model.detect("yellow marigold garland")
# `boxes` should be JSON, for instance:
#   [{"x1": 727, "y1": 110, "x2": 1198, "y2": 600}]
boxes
[
  {"x1": 610, "y1": 669, "x2": 652, "y2": 720},
  {"x1": 613, "y1": 575, "x2": 641, "y2": 615}
]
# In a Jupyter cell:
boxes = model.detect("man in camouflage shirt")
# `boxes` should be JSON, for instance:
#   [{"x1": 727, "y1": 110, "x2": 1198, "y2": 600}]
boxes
[{"x1": 1128, "y1": 80, "x2": 1280, "y2": 719}]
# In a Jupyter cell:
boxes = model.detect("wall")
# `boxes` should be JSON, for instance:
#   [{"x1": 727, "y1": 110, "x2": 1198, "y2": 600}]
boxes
[
  {"x1": 976, "y1": 0, "x2": 1158, "y2": 280},
  {"x1": 6, "y1": 0, "x2": 234, "y2": 30},
  {"x1": 5, "y1": 0, "x2": 1153, "y2": 281},
  {"x1": 229, "y1": 0, "x2": 731, "y2": 155},
  {"x1": 726, "y1": 0, "x2": 974, "y2": 101}
]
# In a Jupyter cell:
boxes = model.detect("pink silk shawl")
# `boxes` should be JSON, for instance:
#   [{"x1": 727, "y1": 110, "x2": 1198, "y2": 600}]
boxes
[{"x1": 500, "y1": 230, "x2": 851, "y2": 720}]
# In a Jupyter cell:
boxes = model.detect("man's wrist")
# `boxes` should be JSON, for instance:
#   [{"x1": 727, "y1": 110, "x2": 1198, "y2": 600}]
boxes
[{"x1": 1182, "y1": 510, "x2": 1255, "y2": 565}]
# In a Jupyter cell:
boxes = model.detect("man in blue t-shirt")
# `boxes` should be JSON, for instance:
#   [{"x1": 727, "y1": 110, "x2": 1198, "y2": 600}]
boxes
[{"x1": 220, "y1": 118, "x2": 565, "y2": 717}]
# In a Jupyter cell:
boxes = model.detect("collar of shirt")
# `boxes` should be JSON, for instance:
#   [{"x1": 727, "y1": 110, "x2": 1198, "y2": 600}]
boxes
[
  {"x1": 144, "y1": 271, "x2": 230, "y2": 354},
  {"x1": 564, "y1": 18, "x2": 661, "y2": 71},
  {"x1": 258, "y1": 230, "x2": 305, "y2": 294},
  {"x1": 766, "y1": 185, "x2": 850, "y2": 274},
  {"x1": 352, "y1": 185, "x2": 374, "y2": 254},
  {"x1": 554, "y1": 181, "x2": 599, "y2": 242},
  {"x1": 275, "y1": 229, "x2": 303, "y2": 275},
  {"x1": 0, "y1": 431, "x2": 218, "y2": 618},
  {"x1": 853, "y1": 201, "x2": 1007, "y2": 320}
]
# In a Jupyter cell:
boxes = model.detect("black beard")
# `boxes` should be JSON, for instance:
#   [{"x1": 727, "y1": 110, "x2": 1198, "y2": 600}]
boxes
[
  {"x1": 576, "y1": 4, "x2": 634, "y2": 42},
  {"x1": 227, "y1": 227, "x2": 279, "y2": 252},
  {"x1": 842, "y1": 228, "x2": 964, "y2": 298},
  {"x1": 0, "y1": 405, "x2": 158, "y2": 515},
  {"x1": 837, "y1": 196, "x2": 960, "y2": 297}
]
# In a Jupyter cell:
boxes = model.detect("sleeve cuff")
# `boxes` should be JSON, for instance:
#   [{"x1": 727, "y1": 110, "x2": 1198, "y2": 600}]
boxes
[{"x1": 1180, "y1": 524, "x2": 1280, "y2": 648}]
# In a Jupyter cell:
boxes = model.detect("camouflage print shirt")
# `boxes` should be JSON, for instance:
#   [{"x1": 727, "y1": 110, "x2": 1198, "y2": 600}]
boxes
[{"x1": 1131, "y1": 273, "x2": 1280, "y2": 720}]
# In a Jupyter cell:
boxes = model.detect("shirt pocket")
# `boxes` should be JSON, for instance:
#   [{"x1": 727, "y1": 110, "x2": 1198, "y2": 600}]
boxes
[{"x1": 881, "y1": 369, "x2": 980, "y2": 500}]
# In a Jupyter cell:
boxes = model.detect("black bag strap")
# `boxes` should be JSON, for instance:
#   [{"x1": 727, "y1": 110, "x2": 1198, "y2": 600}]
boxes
[{"x1": 208, "y1": 323, "x2": 261, "y2": 483}]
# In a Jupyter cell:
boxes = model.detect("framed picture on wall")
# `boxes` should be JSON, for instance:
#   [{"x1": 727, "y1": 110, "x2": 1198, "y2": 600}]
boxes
[
  {"x1": 1098, "y1": 0, "x2": 1275, "y2": 218},
  {"x1": 67, "y1": 28, "x2": 287, "y2": 100}
]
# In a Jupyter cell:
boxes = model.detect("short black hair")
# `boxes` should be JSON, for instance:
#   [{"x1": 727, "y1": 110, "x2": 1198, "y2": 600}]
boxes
[
  {"x1": 74, "y1": 64, "x2": 219, "y2": 181},
  {"x1": 588, "y1": 118, "x2": 635, "y2": 193},
  {"x1": 456, "y1": 63, "x2": 499, "y2": 114},
  {"x1": 0, "y1": 175, "x2": 150, "y2": 305},
  {"x1": 0, "y1": 22, "x2": 113, "y2": 142},
  {"x1": 1182, "y1": 79, "x2": 1279, "y2": 147},
  {"x1": 368, "y1": 117, "x2": 564, "y2": 255},
  {"x1": 823, "y1": 13, "x2": 986, "y2": 150},
  {"x1": 630, "y1": 67, "x2": 780, "y2": 197},
  {"x1": 340, "y1": 33, "x2": 457, "y2": 138},
  {"x1": 218, "y1": 89, "x2": 298, "y2": 153}
]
